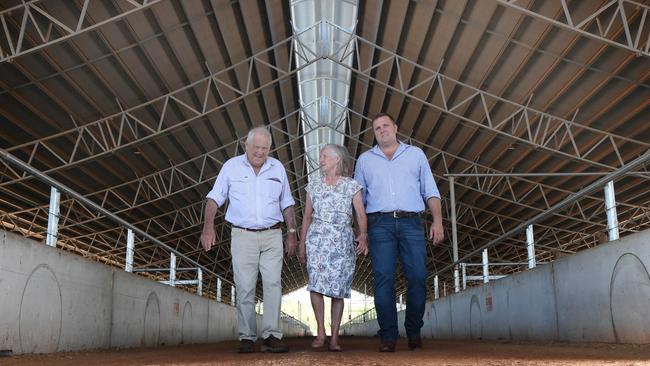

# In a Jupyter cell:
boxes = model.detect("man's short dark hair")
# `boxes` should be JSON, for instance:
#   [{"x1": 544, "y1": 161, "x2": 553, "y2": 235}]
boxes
[{"x1": 372, "y1": 112, "x2": 397, "y2": 125}]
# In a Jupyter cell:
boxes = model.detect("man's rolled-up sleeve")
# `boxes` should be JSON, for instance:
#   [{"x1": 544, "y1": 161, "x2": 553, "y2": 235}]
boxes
[
  {"x1": 206, "y1": 164, "x2": 229, "y2": 207},
  {"x1": 279, "y1": 166, "x2": 295, "y2": 210},
  {"x1": 353, "y1": 155, "x2": 368, "y2": 205},
  {"x1": 419, "y1": 149, "x2": 441, "y2": 201}
]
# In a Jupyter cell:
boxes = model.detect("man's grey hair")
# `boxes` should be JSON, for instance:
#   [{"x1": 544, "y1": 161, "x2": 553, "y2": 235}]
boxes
[
  {"x1": 321, "y1": 144, "x2": 352, "y2": 177},
  {"x1": 246, "y1": 126, "x2": 272, "y2": 146}
]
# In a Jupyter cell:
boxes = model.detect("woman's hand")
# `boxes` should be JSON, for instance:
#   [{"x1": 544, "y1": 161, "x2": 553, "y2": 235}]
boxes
[{"x1": 298, "y1": 241, "x2": 307, "y2": 264}]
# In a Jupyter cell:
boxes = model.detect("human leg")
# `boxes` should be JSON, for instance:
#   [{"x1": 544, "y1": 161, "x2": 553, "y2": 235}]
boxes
[
  {"x1": 329, "y1": 297, "x2": 344, "y2": 351},
  {"x1": 310, "y1": 291, "x2": 327, "y2": 348},
  {"x1": 397, "y1": 217, "x2": 427, "y2": 346},
  {"x1": 258, "y1": 229, "x2": 288, "y2": 353},
  {"x1": 368, "y1": 215, "x2": 399, "y2": 344}
]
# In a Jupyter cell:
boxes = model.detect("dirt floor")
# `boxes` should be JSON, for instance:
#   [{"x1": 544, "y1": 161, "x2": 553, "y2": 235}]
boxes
[{"x1": 1, "y1": 336, "x2": 649, "y2": 366}]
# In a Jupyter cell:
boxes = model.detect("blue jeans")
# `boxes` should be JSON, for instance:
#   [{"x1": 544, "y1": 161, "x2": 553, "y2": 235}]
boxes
[{"x1": 368, "y1": 214, "x2": 427, "y2": 342}]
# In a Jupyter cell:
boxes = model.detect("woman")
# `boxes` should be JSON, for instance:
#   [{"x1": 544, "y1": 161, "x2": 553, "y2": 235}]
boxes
[{"x1": 298, "y1": 144, "x2": 369, "y2": 352}]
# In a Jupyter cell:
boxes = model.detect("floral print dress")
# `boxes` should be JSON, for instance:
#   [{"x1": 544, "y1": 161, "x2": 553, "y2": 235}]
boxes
[{"x1": 305, "y1": 176, "x2": 362, "y2": 299}]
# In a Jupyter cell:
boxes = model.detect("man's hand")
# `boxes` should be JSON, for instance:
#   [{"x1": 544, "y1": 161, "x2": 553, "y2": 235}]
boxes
[
  {"x1": 355, "y1": 233, "x2": 369, "y2": 256},
  {"x1": 285, "y1": 232, "x2": 297, "y2": 257},
  {"x1": 429, "y1": 221, "x2": 444, "y2": 245},
  {"x1": 200, "y1": 226, "x2": 215, "y2": 251}
]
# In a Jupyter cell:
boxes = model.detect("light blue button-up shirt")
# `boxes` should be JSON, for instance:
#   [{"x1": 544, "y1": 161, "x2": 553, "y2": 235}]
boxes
[
  {"x1": 206, "y1": 154, "x2": 295, "y2": 229},
  {"x1": 354, "y1": 142, "x2": 440, "y2": 214}
]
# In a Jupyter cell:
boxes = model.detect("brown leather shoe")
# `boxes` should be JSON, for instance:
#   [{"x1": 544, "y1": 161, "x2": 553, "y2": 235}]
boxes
[
  {"x1": 238, "y1": 339, "x2": 254, "y2": 353},
  {"x1": 261, "y1": 335, "x2": 289, "y2": 353},
  {"x1": 408, "y1": 336, "x2": 422, "y2": 351},
  {"x1": 379, "y1": 341, "x2": 396, "y2": 352}
]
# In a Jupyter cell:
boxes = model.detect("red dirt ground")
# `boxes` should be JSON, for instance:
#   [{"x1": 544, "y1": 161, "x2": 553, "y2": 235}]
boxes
[{"x1": 2, "y1": 336, "x2": 649, "y2": 365}]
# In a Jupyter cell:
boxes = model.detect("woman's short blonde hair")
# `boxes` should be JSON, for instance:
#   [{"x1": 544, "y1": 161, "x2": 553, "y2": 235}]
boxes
[{"x1": 321, "y1": 144, "x2": 352, "y2": 176}]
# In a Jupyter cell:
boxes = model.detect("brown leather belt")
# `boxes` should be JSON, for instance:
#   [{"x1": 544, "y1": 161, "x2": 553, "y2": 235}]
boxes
[
  {"x1": 368, "y1": 211, "x2": 421, "y2": 219},
  {"x1": 232, "y1": 222, "x2": 282, "y2": 232}
]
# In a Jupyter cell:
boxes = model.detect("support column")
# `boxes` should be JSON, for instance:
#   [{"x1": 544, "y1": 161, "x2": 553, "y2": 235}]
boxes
[
  {"x1": 363, "y1": 284, "x2": 368, "y2": 311},
  {"x1": 125, "y1": 229, "x2": 135, "y2": 272},
  {"x1": 231, "y1": 285, "x2": 236, "y2": 306},
  {"x1": 434, "y1": 275, "x2": 439, "y2": 300},
  {"x1": 482, "y1": 249, "x2": 489, "y2": 284},
  {"x1": 169, "y1": 253, "x2": 176, "y2": 287},
  {"x1": 461, "y1": 263, "x2": 467, "y2": 290},
  {"x1": 604, "y1": 181, "x2": 619, "y2": 241},
  {"x1": 46, "y1": 186, "x2": 60, "y2": 247},
  {"x1": 197, "y1": 268, "x2": 203, "y2": 296},
  {"x1": 216, "y1": 278, "x2": 222, "y2": 302},
  {"x1": 526, "y1": 224, "x2": 536, "y2": 269},
  {"x1": 449, "y1": 177, "x2": 459, "y2": 293}
]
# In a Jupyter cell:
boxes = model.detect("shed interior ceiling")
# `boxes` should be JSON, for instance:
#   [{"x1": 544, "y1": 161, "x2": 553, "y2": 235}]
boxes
[{"x1": 0, "y1": 0, "x2": 648, "y2": 299}]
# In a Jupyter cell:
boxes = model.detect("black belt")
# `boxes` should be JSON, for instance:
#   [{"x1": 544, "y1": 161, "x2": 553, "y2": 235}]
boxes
[
  {"x1": 368, "y1": 211, "x2": 421, "y2": 219},
  {"x1": 232, "y1": 223, "x2": 282, "y2": 232}
]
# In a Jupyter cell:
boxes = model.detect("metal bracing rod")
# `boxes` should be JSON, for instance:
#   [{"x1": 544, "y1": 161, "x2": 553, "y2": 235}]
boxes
[
  {"x1": 50, "y1": 133, "x2": 316, "y2": 239},
  {"x1": 433, "y1": 148, "x2": 650, "y2": 278},
  {"x1": 0, "y1": 0, "x2": 162, "y2": 63},
  {"x1": 2, "y1": 111, "x2": 314, "y2": 234},
  {"x1": 347, "y1": 112, "x2": 649, "y2": 223},
  {"x1": 463, "y1": 262, "x2": 547, "y2": 267},
  {"x1": 445, "y1": 172, "x2": 650, "y2": 177},
  {"x1": 5, "y1": 153, "x2": 644, "y2": 270},
  {"x1": 3, "y1": 121, "x2": 644, "y2": 262},
  {"x1": 0, "y1": 30, "x2": 325, "y2": 188},
  {"x1": 4, "y1": 103, "x2": 644, "y2": 242},
  {"x1": 428, "y1": 205, "x2": 649, "y2": 285},
  {"x1": 47, "y1": 150, "x2": 318, "y2": 275},
  {"x1": 47, "y1": 149, "x2": 315, "y2": 262},
  {"x1": 0, "y1": 147, "x2": 238, "y2": 290},
  {"x1": 334, "y1": 35, "x2": 650, "y2": 168},
  {"x1": 345, "y1": 108, "x2": 649, "y2": 219},
  {"x1": 0, "y1": 20, "x2": 332, "y2": 177},
  {"x1": 496, "y1": 0, "x2": 650, "y2": 57},
  {"x1": 2, "y1": 104, "x2": 312, "y2": 221}
]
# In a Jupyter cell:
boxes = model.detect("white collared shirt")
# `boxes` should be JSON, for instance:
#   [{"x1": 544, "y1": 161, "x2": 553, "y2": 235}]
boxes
[{"x1": 206, "y1": 154, "x2": 295, "y2": 229}]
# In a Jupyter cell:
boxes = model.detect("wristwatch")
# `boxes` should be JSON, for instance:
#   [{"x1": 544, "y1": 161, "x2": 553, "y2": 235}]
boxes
[{"x1": 288, "y1": 228, "x2": 297, "y2": 234}]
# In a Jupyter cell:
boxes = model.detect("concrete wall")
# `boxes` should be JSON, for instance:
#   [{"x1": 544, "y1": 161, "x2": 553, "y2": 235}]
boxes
[
  {"x1": 342, "y1": 229, "x2": 650, "y2": 344},
  {"x1": 0, "y1": 230, "x2": 306, "y2": 354}
]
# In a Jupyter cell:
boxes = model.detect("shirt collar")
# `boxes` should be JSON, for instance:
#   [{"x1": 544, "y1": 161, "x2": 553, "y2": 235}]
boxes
[
  {"x1": 371, "y1": 141, "x2": 408, "y2": 160},
  {"x1": 240, "y1": 154, "x2": 275, "y2": 174}
]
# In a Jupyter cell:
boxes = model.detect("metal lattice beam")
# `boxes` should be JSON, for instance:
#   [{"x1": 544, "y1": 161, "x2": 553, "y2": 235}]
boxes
[
  {"x1": 496, "y1": 0, "x2": 650, "y2": 57},
  {"x1": 0, "y1": 0, "x2": 162, "y2": 63}
]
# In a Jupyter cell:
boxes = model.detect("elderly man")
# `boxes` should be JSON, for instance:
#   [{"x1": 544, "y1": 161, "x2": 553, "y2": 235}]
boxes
[
  {"x1": 354, "y1": 113, "x2": 444, "y2": 352},
  {"x1": 200, "y1": 126, "x2": 297, "y2": 353}
]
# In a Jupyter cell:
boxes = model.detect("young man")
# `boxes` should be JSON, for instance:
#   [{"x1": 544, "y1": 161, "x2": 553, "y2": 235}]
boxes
[{"x1": 354, "y1": 113, "x2": 444, "y2": 352}]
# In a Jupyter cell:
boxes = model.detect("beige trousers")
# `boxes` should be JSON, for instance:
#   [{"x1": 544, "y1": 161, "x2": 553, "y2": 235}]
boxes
[{"x1": 231, "y1": 227, "x2": 283, "y2": 341}]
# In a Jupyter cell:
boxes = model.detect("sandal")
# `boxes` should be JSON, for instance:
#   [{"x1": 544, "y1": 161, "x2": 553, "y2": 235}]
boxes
[
  {"x1": 311, "y1": 336, "x2": 328, "y2": 349},
  {"x1": 328, "y1": 344, "x2": 342, "y2": 352}
]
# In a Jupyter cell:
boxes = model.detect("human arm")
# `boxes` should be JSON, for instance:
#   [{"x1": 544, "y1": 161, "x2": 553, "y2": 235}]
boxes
[
  {"x1": 298, "y1": 194, "x2": 314, "y2": 264},
  {"x1": 352, "y1": 191, "x2": 369, "y2": 255},
  {"x1": 282, "y1": 205, "x2": 298, "y2": 257},
  {"x1": 200, "y1": 199, "x2": 219, "y2": 251},
  {"x1": 427, "y1": 197, "x2": 444, "y2": 245}
]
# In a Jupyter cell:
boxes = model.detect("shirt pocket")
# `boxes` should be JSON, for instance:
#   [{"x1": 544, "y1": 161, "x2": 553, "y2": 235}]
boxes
[{"x1": 265, "y1": 178, "x2": 283, "y2": 201}]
